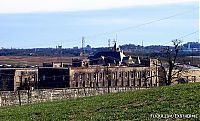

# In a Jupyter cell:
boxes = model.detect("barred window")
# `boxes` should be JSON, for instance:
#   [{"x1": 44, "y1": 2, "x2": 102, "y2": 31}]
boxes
[
  {"x1": 131, "y1": 72, "x2": 134, "y2": 78},
  {"x1": 125, "y1": 72, "x2": 128, "y2": 78},
  {"x1": 192, "y1": 76, "x2": 196, "y2": 82},
  {"x1": 119, "y1": 72, "x2": 122, "y2": 77},
  {"x1": 93, "y1": 73, "x2": 96, "y2": 79},
  {"x1": 100, "y1": 73, "x2": 103, "y2": 79},
  {"x1": 87, "y1": 73, "x2": 90, "y2": 80},
  {"x1": 138, "y1": 72, "x2": 140, "y2": 78},
  {"x1": 113, "y1": 73, "x2": 115, "y2": 79},
  {"x1": 79, "y1": 74, "x2": 82, "y2": 80}
]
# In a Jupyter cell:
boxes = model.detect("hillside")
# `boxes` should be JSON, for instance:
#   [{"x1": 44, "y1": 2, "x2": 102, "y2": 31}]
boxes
[{"x1": 0, "y1": 83, "x2": 200, "y2": 120}]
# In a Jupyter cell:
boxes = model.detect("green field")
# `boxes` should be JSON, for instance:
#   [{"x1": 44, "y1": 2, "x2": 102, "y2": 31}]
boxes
[{"x1": 0, "y1": 83, "x2": 200, "y2": 121}]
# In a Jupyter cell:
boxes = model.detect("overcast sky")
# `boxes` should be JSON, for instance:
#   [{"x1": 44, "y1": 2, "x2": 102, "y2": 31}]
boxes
[{"x1": 0, "y1": 0, "x2": 199, "y2": 48}]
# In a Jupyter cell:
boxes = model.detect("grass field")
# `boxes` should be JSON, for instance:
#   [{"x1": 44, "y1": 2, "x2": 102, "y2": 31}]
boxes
[{"x1": 0, "y1": 83, "x2": 200, "y2": 120}]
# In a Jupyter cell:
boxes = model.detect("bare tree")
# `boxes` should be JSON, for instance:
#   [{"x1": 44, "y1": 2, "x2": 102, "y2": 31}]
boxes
[{"x1": 157, "y1": 39, "x2": 182, "y2": 85}]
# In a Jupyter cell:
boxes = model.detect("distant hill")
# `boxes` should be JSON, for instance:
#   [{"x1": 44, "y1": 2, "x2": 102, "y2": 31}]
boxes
[
  {"x1": 0, "y1": 42, "x2": 199, "y2": 56},
  {"x1": 0, "y1": 83, "x2": 199, "y2": 120},
  {"x1": 183, "y1": 42, "x2": 200, "y2": 49}
]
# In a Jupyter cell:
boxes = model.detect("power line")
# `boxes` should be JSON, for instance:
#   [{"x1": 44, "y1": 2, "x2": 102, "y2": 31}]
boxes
[
  {"x1": 4, "y1": 7, "x2": 198, "y2": 48},
  {"x1": 161, "y1": 30, "x2": 199, "y2": 46},
  {"x1": 178, "y1": 30, "x2": 199, "y2": 40},
  {"x1": 35, "y1": 7, "x2": 198, "y2": 48},
  {"x1": 85, "y1": 7, "x2": 199, "y2": 39}
]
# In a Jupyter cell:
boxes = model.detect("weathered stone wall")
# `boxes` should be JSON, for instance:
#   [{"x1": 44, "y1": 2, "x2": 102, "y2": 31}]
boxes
[{"x1": 0, "y1": 87, "x2": 145, "y2": 107}]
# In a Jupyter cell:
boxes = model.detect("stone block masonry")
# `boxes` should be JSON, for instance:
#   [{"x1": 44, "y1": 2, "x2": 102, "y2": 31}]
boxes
[{"x1": 0, "y1": 87, "x2": 145, "y2": 107}]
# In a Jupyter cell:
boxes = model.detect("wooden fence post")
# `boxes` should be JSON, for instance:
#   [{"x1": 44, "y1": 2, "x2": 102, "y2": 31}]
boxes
[
  {"x1": 17, "y1": 90, "x2": 21, "y2": 106},
  {"x1": 0, "y1": 95, "x2": 1, "y2": 107}
]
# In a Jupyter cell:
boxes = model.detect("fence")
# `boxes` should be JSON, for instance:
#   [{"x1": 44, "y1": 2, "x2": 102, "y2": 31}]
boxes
[{"x1": 0, "y1": 86, "x2": 146, "y2": 107}]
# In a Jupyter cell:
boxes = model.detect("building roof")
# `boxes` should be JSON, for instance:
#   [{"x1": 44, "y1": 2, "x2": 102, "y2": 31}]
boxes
[
  {"x1": 178, "y1": 64, "x2": 200, "y2": 71},
  {"x1": 0, "y1": 68, "x2": 37, "y2": 70},
  {"x1": 90, "y1": 51, "x2": 125, "y2": 62}
]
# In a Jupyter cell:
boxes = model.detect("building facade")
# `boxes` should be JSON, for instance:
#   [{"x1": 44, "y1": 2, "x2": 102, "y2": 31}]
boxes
[
  {"x1": 0, "y1": 45, "x2": 161, "y2": 90},
  {"x1": 158, "y1": 65, "x2": 200, "y2": 85},
  {"x1": 0, "y1": 68, "x2": 38, "y2": 91},
  {"x1": 69, "y1": 58, "x2": 159, "y2": 88},
  {"x1": 37, "y1": 58, "x2": 159, "y2": 89},
  {"x1": 38, "y1": 67, "x2": 70, "y2": 89}
]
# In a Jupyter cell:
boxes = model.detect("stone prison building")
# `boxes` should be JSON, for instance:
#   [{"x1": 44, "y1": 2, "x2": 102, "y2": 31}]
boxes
[
  {"x1": 38, "y1": 44, "x2": 159, "y2": 89},
  {"x1": 38, "y1": 58, "x2": 159, "y2": 89},
  {"x1": 70, "y1": 59, "x2": 159, "y2": 88},
  {"x1": 0, "y1": 44, "x2": 159, "y2": 90}
]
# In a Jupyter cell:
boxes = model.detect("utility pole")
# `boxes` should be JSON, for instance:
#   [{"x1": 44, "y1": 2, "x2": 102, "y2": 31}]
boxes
[
  {"x1": 104, "y1": 58, "x2": 110, "y2": 93},
  {"x1": 113, "y1": 39, "x2": 117, "y2": 44},
  {"x1": 192, "y1": 48, "x2": 194, "y2": 65},
  {"x1": 116, "y1": 34, "x2": 118, "y2": 42},
  {"x1": 142, "y1": 40, "x2": 143, "y2": 47},
  {"x1": 142, "y1": 40, "x2": 144, "y2": 59},
  {"x1": 107, "y1": 63, "x2": 110, "y2": 93},
  {"x1": 81, "y1": 36, "x2": 85, "y2": 56},
  {"x1": 108, "y1": 39, "x2": 111, "y2": 47},
  {"x1": 17, "y1": 88, "x2": 21, "y2": 106},
  {"x1": 112, "y1": 34, "x2": 118, "y2": 45}
]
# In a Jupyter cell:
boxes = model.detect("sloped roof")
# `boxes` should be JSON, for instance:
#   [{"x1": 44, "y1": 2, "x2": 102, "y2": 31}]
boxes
[{"x1": 90, "y1": 51, "x2": 125, "y2": 62}]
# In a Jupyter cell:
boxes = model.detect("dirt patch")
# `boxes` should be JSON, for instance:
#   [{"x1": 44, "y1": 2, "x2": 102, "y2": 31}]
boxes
[{"x1": 0, "y1": 56, "x2": 86, "y2": 65}]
